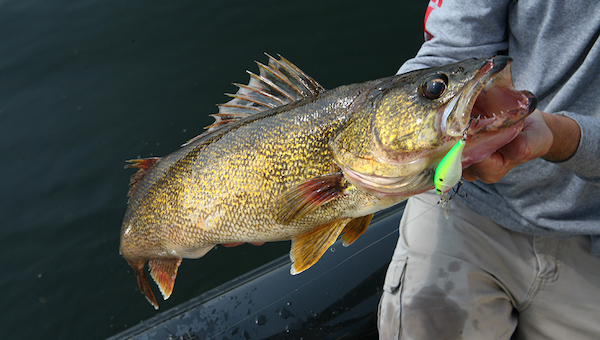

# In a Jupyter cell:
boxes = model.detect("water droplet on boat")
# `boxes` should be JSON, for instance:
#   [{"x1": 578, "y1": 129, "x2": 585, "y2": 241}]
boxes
[
  {"x1": 255, "y1": 315, "x2": 266, "y2": 325},
  {"x1": 278, "y1": 307, "x2": 293, "y2": 319}
]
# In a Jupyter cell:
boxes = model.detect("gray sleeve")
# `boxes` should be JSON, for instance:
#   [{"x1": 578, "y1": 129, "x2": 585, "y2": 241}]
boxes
[
  {"x1": 553, "y1": 111, "x2": 600, "y2": 184},
  {"x1": 398, "y1": 0, "x2": 512, "y2": 74}
]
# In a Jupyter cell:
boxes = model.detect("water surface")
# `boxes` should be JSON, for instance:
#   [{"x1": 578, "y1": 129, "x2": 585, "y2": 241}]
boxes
[{"x1": 0, "y1": 1, "x2": 425, "y2": 338}]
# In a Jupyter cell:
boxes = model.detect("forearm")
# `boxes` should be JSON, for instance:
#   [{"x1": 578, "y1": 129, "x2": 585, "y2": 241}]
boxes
[
  {"x1": 540, "y1": 112, "x2": 581, "y2": 162},
  {"x1": 546, "y1": 111, "x2": 600, "y2": 183}
]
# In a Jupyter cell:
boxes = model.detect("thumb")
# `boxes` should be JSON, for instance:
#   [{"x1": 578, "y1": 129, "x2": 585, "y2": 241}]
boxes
[{"x1": 497, "y1": 110, "x2": 552, "y2": 163}]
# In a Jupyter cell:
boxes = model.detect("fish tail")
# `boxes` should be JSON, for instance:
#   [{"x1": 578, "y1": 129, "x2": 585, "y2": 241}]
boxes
[{"x1": 129, "y1": 260, "x2": 159, "y2": 309}]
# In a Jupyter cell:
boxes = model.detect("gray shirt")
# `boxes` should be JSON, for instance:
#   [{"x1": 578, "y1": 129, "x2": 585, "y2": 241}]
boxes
[{"x1": 399, "y1": 0, "x2": 600, "y2": 252}]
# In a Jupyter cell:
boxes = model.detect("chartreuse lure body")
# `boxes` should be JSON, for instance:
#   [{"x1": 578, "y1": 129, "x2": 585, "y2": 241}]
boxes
[
  {"x1": 434, "y1": 136, "x2": 466, "y2": 194},
  {"x1": 434, "y1": 134, "x2": 467, "y2": 218}
]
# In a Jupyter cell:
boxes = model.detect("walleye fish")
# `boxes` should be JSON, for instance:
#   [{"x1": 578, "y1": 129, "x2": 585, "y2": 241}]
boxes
[{"x1": 120, "y1": 54, "x2": 537, "y2": 309}]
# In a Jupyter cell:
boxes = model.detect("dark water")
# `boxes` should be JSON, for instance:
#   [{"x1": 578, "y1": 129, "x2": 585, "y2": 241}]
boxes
[{"x1": 0, "y1": 1, "x2": 425, "y2": 338}]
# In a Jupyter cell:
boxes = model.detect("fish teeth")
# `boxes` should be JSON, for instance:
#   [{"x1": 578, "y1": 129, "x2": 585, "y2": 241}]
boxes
[{"x1": 482, "y1": 76, "x2": 497, "y2": 92}]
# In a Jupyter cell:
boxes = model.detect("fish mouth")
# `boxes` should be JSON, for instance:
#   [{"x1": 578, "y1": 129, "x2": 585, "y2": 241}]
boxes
[
  {"x1": 442, "y1": 56, "x2": 537, "y2": 138},
  {"x1": 468, "y1": 57, "x2": 538, "y2": 134},
  {"x1": 339, "y1": 56, "x2": 538, "y2": 199},
  {"x1": 458, "y1": 56, "x2": 538, "y2": 165}
]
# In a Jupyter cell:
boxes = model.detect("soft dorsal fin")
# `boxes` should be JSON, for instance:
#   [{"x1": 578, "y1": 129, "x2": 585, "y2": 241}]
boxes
[
  {"x1": 125, "y1": 157, "x2": 161, "y2": 197},
  {"x1": 182, "y1": 54, "x2": 325, "y2": 146}
]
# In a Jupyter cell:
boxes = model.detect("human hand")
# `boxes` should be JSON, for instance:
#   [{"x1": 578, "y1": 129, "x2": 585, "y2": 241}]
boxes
[{"x1": 462, "y1": 109, "x2": 554, "y2": 183}]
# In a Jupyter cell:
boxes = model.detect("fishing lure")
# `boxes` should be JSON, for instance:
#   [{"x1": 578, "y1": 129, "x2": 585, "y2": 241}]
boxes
[{"x1": 434, "y1": 132, "x2": 467, "y2": 218}]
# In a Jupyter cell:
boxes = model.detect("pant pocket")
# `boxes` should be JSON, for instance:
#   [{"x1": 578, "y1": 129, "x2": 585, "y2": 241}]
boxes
[
  {"x1": 378, "y1": 257, "x2": 407, "y2": 340},
  {"x1": 383, "y1": 257, "x2": 407, "y2": 293}
]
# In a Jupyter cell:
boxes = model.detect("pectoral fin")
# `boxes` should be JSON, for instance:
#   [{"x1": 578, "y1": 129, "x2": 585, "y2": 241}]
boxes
[
  {"x1": 289, "y1": 218, "x2": 351, "y2": 275},
  {"x1": 340, "y1": 214, "x2": 373, "y2": 246},
  {"x1": 148, "y1": 258, "x2": 182, "y2": 301},
  {"x1": 275, "y1": 172, "x2": 348, "y2": 224}
]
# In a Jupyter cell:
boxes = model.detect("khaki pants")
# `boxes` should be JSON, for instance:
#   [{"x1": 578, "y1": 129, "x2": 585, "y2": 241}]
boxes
[{"x1": 378, "y1": 191, "x2": 600, "y2": 340}]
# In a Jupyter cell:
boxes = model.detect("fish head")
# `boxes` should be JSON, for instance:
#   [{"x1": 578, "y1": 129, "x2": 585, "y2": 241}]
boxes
[{"x1": 333, "y1": 56, "x2": 537, "y2": 198}]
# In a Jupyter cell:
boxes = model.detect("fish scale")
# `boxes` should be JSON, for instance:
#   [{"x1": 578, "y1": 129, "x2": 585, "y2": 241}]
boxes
[{"x1": 120, "y1": 54, "x2": 537, "y2": 308}]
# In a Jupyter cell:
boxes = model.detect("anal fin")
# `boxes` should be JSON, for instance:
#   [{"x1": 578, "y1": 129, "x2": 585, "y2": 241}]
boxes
[
  {"x1": 340, "y1": 214, "x2": 374, "y2": 246},
  {"x1": 290, "y1": 218, "x2": 351, "y2": 275},
  {"x1": 148, "y1": 258, "x2": 182, "y2": 301},
  {"x1": 275, "y1": 172, "x2": 348, "y2": 224}
]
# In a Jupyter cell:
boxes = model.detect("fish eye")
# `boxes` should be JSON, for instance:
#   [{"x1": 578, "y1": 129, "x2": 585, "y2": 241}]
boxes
[{"x1": 421, "y1": 74, "x2": 448, "y2": 99}]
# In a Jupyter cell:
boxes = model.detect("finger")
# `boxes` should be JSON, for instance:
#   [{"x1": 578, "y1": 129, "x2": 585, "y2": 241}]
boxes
[
  {"x1": 497, "y1": 111, "x2": 552, "y2": 162},
  {"x1": 462, "y1": 169, "x2": 479, "y2": 182},
  {"x1": 463, "y1": 152, "x2": 512, "y2": 183},
  {"x1": 496, "y1": 133, "x2": 532, "y2": 162}
]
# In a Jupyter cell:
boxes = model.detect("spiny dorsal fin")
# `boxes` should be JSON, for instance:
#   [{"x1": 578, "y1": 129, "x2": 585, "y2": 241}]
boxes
[
  {"x1": 125, "y1": 157, "x2": 161, "y2": 197},
  {"x1": 182, "y1": 54, "x2": 325, "y2": 146}
]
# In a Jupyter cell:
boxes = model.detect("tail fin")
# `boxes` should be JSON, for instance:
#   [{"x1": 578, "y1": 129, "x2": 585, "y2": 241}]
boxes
[{"x1": 130, "y1": 261, "x2": 159, "y2": 309}]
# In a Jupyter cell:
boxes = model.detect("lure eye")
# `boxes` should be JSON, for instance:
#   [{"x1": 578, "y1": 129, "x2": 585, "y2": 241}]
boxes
[{"x1": 421, "y1": 74, "x2": 448, "y2": 99}]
